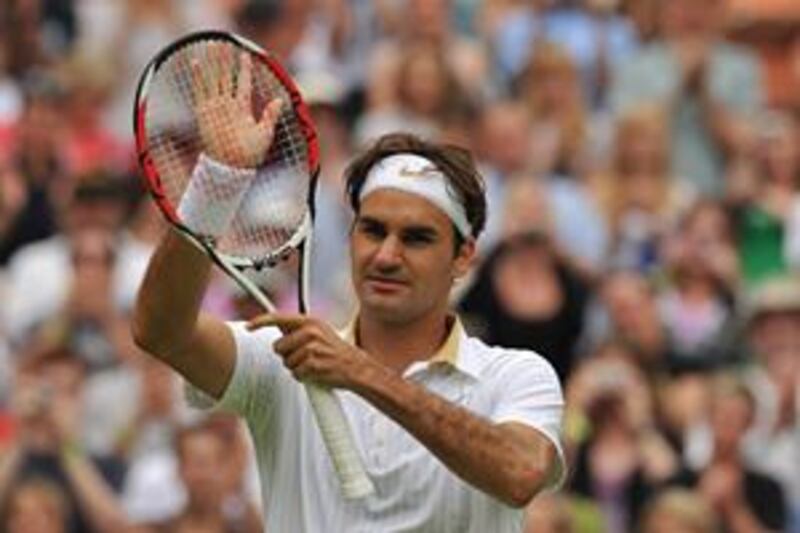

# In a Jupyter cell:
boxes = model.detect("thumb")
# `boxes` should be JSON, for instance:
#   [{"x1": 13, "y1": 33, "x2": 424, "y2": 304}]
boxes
[{"x1": 260, "y1": 98, "x2": 283, "y2": 129}]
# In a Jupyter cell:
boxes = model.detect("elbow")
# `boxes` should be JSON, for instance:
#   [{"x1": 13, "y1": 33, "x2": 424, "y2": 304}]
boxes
[
  {"x1": 502, "y1": 467, "x2": 550, "y2": 508},
  {"x1": 131, "y1": 314, "x2": 157, "y2": 355},
  {"x1": 131, "y1": 307, "x2": 174, "y2": 361}
]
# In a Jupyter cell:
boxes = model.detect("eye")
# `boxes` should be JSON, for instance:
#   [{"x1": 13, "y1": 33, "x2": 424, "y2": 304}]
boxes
[
  {"x1": 401, "y1": 229, "x2": 436, "y2": 247},
  {"x1": 357, "y1": 219, "x2": 386, "y2": 240}
]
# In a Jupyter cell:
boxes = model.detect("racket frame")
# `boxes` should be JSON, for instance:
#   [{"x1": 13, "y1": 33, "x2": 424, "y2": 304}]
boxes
[{"x1": 133, "y1": 30, "x2": 374, "y2": 499}]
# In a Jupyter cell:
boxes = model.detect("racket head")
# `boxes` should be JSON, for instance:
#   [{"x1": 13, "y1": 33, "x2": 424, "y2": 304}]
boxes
[{"x1": 133, "y1": 30, "x2": 320, "y2": 270}]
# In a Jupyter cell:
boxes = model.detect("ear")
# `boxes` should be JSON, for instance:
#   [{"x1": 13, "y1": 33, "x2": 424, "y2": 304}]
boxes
[{"x1": 452, "y1": 237, "x2": 477, "y2": 279}]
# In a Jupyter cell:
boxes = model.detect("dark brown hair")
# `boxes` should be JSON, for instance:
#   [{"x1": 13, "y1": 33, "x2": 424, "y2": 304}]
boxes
[{"x1": 343, "y1": 133, "x2": 487, "y2": 242}]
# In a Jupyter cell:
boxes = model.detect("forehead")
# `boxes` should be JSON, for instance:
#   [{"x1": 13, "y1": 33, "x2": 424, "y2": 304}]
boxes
[{"x1": 358, "y1": 189, "x2": 453, "y2": 231}]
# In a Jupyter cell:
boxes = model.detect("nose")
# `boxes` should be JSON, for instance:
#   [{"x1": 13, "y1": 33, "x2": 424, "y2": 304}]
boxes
[{"x1": 373, "y1": 234, "x2": 403, "y2": 268}]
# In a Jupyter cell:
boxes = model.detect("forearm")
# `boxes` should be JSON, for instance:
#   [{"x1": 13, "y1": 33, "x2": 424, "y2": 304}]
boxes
[
  {"x1": 724, "y1": 503, "x2": 767, "y2": 533},
  {"x1": 699, "y1": 90, "x2": 747, "y2": 157},
  {"x1": 351, "y1": 364, "x2": 555, "y2": 507},
  {"x1": 0, "y1": 444, "x2": 22, "y2": 506},
  {"x1": 132, "y1": 228, "x2": 211, "y2": 357},
  {"x1": 61, "y1": 446, "x2": 129, "y2": 533}
]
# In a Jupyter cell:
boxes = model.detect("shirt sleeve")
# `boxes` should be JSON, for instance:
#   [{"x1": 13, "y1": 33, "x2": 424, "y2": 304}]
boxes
[
  {"x1": 489, "y1": 352, "x2": 567, "y2": 490},
  {"x1": 185, "y1": 321, "x2": 284, "y2": 420}
]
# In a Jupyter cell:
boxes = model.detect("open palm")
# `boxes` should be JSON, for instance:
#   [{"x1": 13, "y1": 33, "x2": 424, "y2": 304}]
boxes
[{"x1": 191, "y1": 44, "x2": 282, "y2": 169}]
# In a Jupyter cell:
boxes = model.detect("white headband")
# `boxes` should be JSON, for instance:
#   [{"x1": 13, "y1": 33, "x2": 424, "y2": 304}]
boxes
[{"x1": 359, "y1": 153, "x2": 472, "y2": 237}]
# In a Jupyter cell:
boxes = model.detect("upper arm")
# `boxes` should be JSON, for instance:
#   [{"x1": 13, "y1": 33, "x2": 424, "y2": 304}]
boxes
[
  {"x1": 489, "y1": 353, "x2": 567, "y2": 490},
  {"x1": 160, "y1": 312, "x2": 236, "y2": 400}
]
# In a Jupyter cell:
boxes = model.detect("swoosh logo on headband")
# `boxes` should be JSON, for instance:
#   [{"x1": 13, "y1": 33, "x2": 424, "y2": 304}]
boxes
[{"x1": 398, "y1": 165, "x2": 439, "y2": 178}]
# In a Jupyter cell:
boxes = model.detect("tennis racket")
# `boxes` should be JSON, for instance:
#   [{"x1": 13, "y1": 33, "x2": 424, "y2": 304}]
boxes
[{"x1": 133, "y1": 30, "x2": 374, "y2": 499}]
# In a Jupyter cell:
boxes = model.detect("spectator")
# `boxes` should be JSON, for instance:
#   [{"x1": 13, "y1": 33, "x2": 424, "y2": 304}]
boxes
[
  {"x1": 669, "y1": 375, "x2": 787, "y2": 532},
  {"x1": 58, "y1": 53, "x2": 130, "y2": 177},
  {"x1": 591, "y1": 104, "x2": 695, "y2": 273},
  {"x1": 639, "y1": 488, "x2": 717, "y2": 533},
  {"x1": 0, "y1": 72, "x2": 65, "y2": 263},
  {"x1": 741, "y1": 276, "x2": 800, "y2": 529},
  {"x1": 491, "y1": 0, "x2": 638, "y2": 103},
  {"x1": 566, "y1": 342, "x2": 678, "y2": 533},
  {"x1": 2, "y1": 173, "x2": 150, "y2": 348},
  {"x1": 523, "y1": 492, "x2": 606, "y2": 533},
  {"x1": 730, "y1": 111, "x2": 800, "y2": 285},
  {"x1": 1, "y1": 476, "x2": 71, "y2": 533},
  {"x1": 622, "y1": 0, "x2": 661, "y2": 44},
  {"x1": 658, "y1": 200, "x2": 740, "y2": 368},
  {"x1": 0, "y1": 345, "x2": 129, "y2": 533},
  {"x1": 366, "y1": 0, "x2": 490, "y2": 108},
  {"x1": 476, "y1": 100, "x2": 609, "y2": 269},
  {"x1": 459, "y1": 231, "x2": 590, "y2": 381},
  {"x1": 516, "y1": 42, "x2": 588, "y2": 178},
  {"x1": 356, "y1": 41, "x2": 468, "y2": 146},
  {"x1": 144, "y1": 419, "x2": 262, "y2": 533},
  {"x1": 580, "y1": 270, "x2": 668, "y2": 370},
  {"x1": 611, "y1": 0, "x2": 763, "y2": 196}
]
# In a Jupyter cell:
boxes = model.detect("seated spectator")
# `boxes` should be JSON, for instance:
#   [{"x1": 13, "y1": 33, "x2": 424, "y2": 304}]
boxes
[
  {"x1": 0, "y1": 72, "x2": 66, "y2": 263},
  {"x1": 741, "y1": 277, "x2": 800, "y2": 528},
  {"x1": 729, "y1": 111, "x2": 800, "y2": 285},
  {"x1": 657, "y1": 200, "x2": 739, "y2": 368},
  {"x1": 57, "y1": 53, "x2": 130, "y2": 177},
  {"x1": 655, "y1": 368, "x2": 712, "y2": 465},
  {"x1": 515, "y1": 42, "x2": 589, "y2": 178},
  {"x1": 668, "y1": 375, "x2": 787, "y2": 532},
  {"x1": 639, "y1": 488, "x2": 717, "y2": 533},
  {"x1": 476, "y1": 105, "x2": 609, "y2": 270},
  {"x1": 365, "y1": 0, "x2": 489, "y2": 109},
  {"x1": 490, "y1": 0, "x2": 638, "y2": 105},
  {"x1": 2, "y1": 172, "x2": 150, "y2": 348},
  {"x1": 0, "y1": 345, "x2": 129, "y2": 533},
  {"x1": 1, "y1": 476, "x2": 71, "y2": 533},
  {"x1": 611, "y1": 0, "x2": 763, "y2": 196},
  {"x1": 523, "y1": 492, "x2": 606, "y2": 533},
  {"x1": 580, "y1": 270, "x2": 668, "y2": 370},
  {"x1": 356, "y1": 41, "x2": 469, "y2": 146},
  {"x1": 459, "y1": 231, "x2": 590, "y2": 381},
  {"x1": 145, "y1": 419, "x2": 261, "y2": 533},
  {"x1": 567, "y1": 342, "x2": 678, "y2": 533},
  {"x1": 591, "y1": 104, "x2": 695, "y2": 273}
]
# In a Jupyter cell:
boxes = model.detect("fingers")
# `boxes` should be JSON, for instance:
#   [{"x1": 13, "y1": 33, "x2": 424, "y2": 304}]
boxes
[
  {"x1": 236, "y1": 51, "x2": 252, "y2": 105},
  {"x1": 272, "y1": 327, "x2": 316, "y2": 355},
  {"x1": 259, "y1": 98, "x2": 283, "y2": 130},
  {"x1": 217, "y1": 42, "x2": 233, "y2": 97},
  {"x1": 190, "y1": 57, "x2": 208, "y2": 102},
  {"x1": 247, "y1": 313, "x2": 308, "y2": 334}
]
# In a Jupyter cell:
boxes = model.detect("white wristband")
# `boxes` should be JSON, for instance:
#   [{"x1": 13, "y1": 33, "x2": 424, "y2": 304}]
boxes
[{"x1": 177, "y1": 154, "x2": 257, "y2": 238}]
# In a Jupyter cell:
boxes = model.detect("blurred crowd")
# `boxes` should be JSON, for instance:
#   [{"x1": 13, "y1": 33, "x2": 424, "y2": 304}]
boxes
[{"x1": 0, "y1": 0, "x2": 798, "y2": 532}]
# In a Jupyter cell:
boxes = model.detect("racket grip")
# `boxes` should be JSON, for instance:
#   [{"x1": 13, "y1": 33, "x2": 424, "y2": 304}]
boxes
[{"x1": 304, "y1": 382, "x2": 375, "y2": 499}]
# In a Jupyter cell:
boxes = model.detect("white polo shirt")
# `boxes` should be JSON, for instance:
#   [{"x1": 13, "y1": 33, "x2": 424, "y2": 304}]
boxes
[{"x1": 208, "y1": 318, "x2": 565, "y2": 533}]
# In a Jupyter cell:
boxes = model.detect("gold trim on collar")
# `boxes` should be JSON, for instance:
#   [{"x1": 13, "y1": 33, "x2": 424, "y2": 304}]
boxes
[
  {"x1": 339, "y1": 315, "x2": 463, "y2": 366},
  {"x1": 429, "y1": 315, "x2": 461, "y2": 365}
]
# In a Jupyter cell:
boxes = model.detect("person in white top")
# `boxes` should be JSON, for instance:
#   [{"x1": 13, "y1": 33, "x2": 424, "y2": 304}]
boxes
[{"x1": 132, "y1": 72, "x2": 565, "y2": 532}]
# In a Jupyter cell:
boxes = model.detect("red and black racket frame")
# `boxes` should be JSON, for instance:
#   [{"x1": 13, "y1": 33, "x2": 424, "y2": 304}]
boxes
[{"x1": 133, "y1": 30, "x2": 321, "y2": 313}]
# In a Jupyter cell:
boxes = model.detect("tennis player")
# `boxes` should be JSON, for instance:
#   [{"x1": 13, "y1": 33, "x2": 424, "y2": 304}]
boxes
[{"x1": 133, "y1": 99, "x2": 565, "y2": 532}]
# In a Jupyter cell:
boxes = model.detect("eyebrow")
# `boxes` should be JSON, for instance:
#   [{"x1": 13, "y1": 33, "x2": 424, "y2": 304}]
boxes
[
  {"x1": 402, "y1": 226, "x2": 439, "y2": 240},
  {"x1": 357, "y1": 216, "x2": 440, "y2": 237}
]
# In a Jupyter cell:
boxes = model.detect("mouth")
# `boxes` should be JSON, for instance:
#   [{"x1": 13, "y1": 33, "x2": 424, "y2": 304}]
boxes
[{"x1": 364, "y1": 275, "x2": 409, "y2": 294}]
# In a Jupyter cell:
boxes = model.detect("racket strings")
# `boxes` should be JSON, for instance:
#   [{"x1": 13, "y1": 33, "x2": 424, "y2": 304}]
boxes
[{"x1": 145, "y1": 38, "x2": 310, "y2": 262}]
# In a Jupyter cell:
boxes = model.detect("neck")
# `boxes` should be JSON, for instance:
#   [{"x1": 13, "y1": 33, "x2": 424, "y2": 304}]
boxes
[
  {"x1": 357, "y1": 310, "x2": 452, "y2": 374},
  {"x1": 186, "y1": 498, "x2": 222, "y2": 519}
]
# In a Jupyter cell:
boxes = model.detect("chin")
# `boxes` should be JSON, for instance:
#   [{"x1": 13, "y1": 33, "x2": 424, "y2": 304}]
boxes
[{"x1": 360, "y1": 296, "x2": 414, "y2": 324}]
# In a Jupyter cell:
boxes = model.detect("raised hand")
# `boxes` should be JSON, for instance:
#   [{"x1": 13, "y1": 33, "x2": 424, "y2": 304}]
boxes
[{"x1": 191, "y1": 43, "x2": 283, "y2": 168}]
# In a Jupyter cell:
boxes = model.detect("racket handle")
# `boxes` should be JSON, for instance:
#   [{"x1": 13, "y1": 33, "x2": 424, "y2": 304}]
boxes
[{"x1": 304, "y1": 382, "x2": 375, "y2": 499}]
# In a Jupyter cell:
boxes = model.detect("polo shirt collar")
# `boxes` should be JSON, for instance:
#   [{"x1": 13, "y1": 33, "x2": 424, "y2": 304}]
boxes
[{"x1": 340, "y1": 315, "x2": 483, "y2": 380}]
